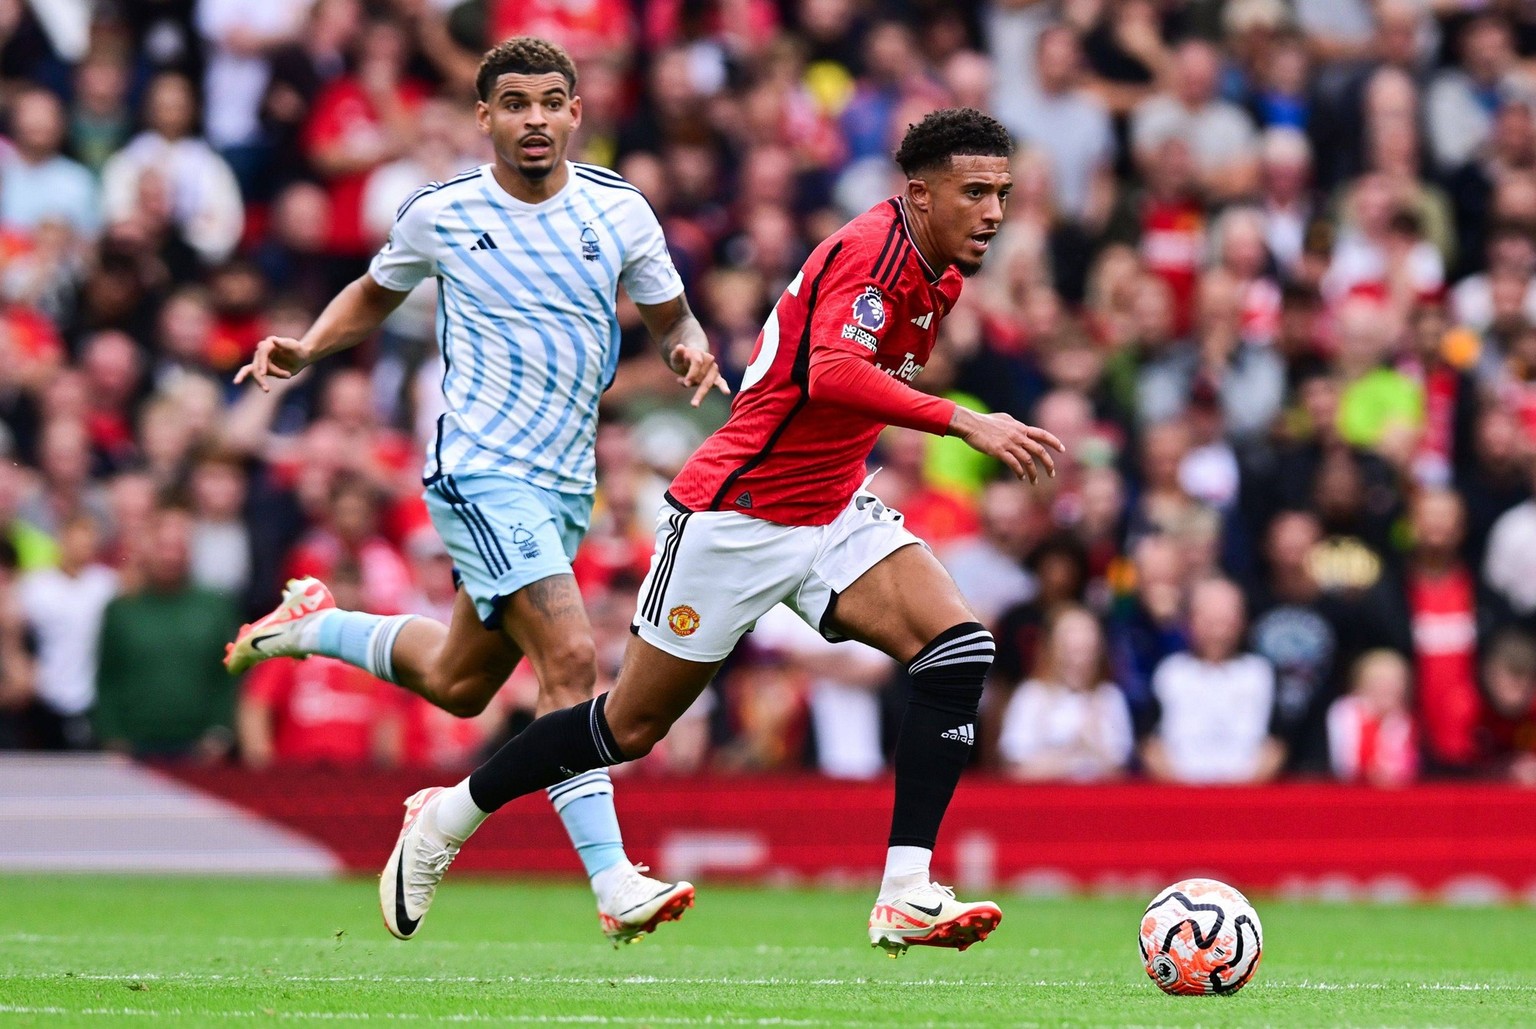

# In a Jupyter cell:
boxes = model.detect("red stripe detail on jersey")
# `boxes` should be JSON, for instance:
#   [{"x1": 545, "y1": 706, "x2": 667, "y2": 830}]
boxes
[
  {"x1": 869, "y1": 219, "x2": 901, "y2": 283},
  {"x1": 705, "y1": 242, "x2": 846, "y2": 511}
]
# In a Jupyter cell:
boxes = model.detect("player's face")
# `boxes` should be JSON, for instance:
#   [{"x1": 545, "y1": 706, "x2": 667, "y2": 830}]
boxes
[
  {"x1": 911, "y1": 156, "x2": 1012, "y2": 277},
  {"x1": 477, "y1": 72, "x2": 582, "y2": 181}
]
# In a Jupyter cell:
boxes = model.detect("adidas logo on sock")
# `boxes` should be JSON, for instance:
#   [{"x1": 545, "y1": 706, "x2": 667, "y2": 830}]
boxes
[{"x1": 941, "y1": 723, "x2": 975, "y2": 745}]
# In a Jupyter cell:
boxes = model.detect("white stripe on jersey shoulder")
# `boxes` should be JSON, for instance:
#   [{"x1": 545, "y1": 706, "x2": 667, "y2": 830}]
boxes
[
  {"x1": 395, "y1": 166, "x2": 485, "y2": 220},
  {"x1": 571, "y1": 162, "x2": 646, "y2": 197}
]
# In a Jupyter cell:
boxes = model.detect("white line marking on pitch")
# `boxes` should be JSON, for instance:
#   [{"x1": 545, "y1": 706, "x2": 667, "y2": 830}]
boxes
[{"x1": 0, "y1": 1006, "x2": 924, "y2": 1026}]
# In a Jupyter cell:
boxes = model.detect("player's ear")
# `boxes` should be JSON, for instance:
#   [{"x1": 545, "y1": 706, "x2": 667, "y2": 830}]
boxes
[
  {"x1": 475, "y1": 100, "x2": 491, "y2": 135},
  {"x1": 569, "y1": 94, "x2": 583, "y2": 131},
  {"x1": 908, "y1": 177, "x2": 931, "y2": 213}
]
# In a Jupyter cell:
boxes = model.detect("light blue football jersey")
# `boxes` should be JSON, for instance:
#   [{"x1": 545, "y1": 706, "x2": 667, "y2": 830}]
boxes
[{"x1": 369, "y1": 162, "x2": 683, "y2": 494}]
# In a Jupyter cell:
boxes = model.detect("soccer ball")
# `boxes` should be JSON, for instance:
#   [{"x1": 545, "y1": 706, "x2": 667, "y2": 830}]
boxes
[{"x1": 1138, "y1": 878, "x2": 1263, "y2": 995}]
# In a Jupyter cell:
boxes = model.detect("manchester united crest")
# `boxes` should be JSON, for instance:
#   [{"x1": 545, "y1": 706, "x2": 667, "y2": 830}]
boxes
[{"x1": 668, "y1": 604, "x2": 701, "y2": 637}]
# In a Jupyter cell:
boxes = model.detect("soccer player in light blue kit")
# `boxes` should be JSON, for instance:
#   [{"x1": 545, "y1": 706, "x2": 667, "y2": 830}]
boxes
[{"x1": 224, "y1": 36, "x2": 726, "y2": 943}]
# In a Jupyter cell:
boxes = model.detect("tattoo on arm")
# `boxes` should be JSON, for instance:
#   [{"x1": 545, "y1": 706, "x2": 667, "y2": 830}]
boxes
[{"x1": 645, "y1": 295, "x2": 708, "y2": 367}]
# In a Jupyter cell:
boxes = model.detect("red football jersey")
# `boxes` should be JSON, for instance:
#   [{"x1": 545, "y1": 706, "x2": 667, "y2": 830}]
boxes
[{"x1": 671, "y1": 198, "x2": 964, "y2": 525}]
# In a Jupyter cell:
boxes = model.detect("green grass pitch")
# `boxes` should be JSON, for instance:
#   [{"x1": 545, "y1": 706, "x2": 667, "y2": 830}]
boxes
[{"x1": 2, "y1": 875, "x2": 1534, "y2": 1027}]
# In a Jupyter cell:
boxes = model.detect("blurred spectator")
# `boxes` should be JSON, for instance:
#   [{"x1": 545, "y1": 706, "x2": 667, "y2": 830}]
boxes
[
  {"x1": 0, "y1": 539, "x2": 36, "y2": 749},
  {"x1": 100, "y1": 71, "x2": 244, "y2": 265},
  {"x1": 1482, "y1": 457, "x2": 1536, "y2": 620},
  {"x1": 750, "y1": 603, "x2": 892, "y2": 780},
  {"x1": 939, "y1": 480, "x2": 1042, "y2": 628},
  {"x1": 1327, "y1": 648, "x2": 1418, "y2": 787},
  {"x1": 1476, "y1": 628, "x2": 1536, "y2": 785},
  {"x1": 993, "y1": 532, "x2": 1092, "y2": 693},
  {"x1": 15, "y1": 514, "x2": 114, "y2": 750},
  {"x1": 187, "y1": 450, "x2": 253, "y2": 599},
  {"x1": 285, "y1": 474, "x2": 411, "y2": 616},
  {"x1": 303, "y1": 17, "x2": 429, "y2": 259},
  {"x1": 94, "y1": 506, "x2": 239, "y2": 759},
  {"x1": 1002, "y1": 25, "x2": 1114, "y2": 228},
  {"x1": 1109, "y1": 533, "x2": 1188, "y2": 725},
  {"x1": 1141, "y1": 576, "x2": 1286, "y2": 783},
  {"x1": 997, "y1": 604, "x2": 1132, "y2": 781},
  {"x1": 1130, "y1": 39, "x2": 1258, "y2": 202},
  {"x1": 67, "y1": 51, "x2": 132, "y2": 175},
  {"x1": 1406, "y1": 488, "x2": 1486, "y2": 773},
  {"x1": 1425, "y1": 16, "x2": 1533, "y2": 174},
  {"x1": 1401, "y1": 301, "x2": 1479, "y2": 488},
  {"x1": 196, "y1": 0, "x2": 309, "y2": 167},
  {"x1": 260, "y1": 0, "x2": 361, "y2": 190},
  {"x1": 1, "y1": 85, "x2": 99, "y2": 238}
]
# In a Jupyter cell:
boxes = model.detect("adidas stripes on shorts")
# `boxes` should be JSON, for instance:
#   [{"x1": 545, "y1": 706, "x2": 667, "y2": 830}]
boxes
[{"x1": 631, "y1": 476, "x2": 923, "y2": 663}]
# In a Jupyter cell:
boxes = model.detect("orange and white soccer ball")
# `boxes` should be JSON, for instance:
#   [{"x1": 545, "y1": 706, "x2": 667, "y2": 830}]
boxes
[{"x1": 1139, "y1": 878, "x2": 1263, "y2": 995}]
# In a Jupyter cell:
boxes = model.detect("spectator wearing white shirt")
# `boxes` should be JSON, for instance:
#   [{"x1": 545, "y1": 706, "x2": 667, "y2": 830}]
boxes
[
  {"x1": 16, "y1": 515, "x2": 116, "y2": 749},
  {"x1": 0, "y1": 86, "x2": 100, "y2": 239},
  {"x1": 196, "y1": 0, "x2": 309, "y2": 152},
  {"x1": 999, "y1": 605, "x2": 1133, "y2": 782},
  {"x1": 1002, "y1": 24, "x2": 1115, "y2": 228},
  {"x1": 1131, "y1": 40, "x2": 1259, "y2": 201},
  {"x1": 1142, "y1": 577, "x2": 1286, "y2": 784},
  {"x1": 101, "y1": 73, "x2": 244, "y2": 265}
]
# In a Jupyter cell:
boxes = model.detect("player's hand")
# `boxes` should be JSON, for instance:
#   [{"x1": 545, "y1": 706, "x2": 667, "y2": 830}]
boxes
[
  {"x1": 234, "y1": 336, "x2": 311, "y2": 392},
  {"x1": 669, "y1": 343, "x2": 732, "y2": 408},
  {"x1": 950, "y1": 408, "x2": 1065, "y2": 484}
]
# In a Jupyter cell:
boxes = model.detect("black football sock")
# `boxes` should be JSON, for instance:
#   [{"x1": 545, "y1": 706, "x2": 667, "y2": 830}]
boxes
[
  {"x1": 467, "y1": 694, "x2": 626, "y2": 813},
  {"x1": 888, "y1": 622, "x2": 993, "y2": 849}
]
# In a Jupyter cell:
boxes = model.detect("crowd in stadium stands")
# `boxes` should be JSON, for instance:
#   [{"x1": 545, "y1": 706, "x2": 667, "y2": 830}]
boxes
[{"x1": 1, "y1": 0, "x2": 1536, "y2": 788}]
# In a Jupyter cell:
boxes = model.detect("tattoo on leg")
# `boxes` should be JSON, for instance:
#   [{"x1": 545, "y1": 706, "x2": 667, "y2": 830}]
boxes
[{"x1": 523, "y1": 576, "x2": 583, "y2": 620}]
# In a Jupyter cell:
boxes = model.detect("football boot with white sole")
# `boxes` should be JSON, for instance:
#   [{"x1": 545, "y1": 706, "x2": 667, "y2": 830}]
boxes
[
  {"x1": 380, "y1": 787, "x2": 459, "y2": 941},
  {"x1": 868, "y1": 882, "x2": 1002, "y2": 956},
  {"x1": 597, "y1": 862, "x2": 695, "y2": 946},
  {"x1": 224, "y1": 577, "x2": 335, "y2": 675}
]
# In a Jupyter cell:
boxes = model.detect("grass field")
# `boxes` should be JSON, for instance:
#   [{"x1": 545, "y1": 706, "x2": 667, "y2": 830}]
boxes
[{"x1": 2, "y1": 876, "x2": 1534, "y2": 1027}]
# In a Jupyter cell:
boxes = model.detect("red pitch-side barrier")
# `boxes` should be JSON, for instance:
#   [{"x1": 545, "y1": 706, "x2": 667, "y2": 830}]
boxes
[{"x1": 164, "y1": 768, "x2": 1536, "y2": 903}]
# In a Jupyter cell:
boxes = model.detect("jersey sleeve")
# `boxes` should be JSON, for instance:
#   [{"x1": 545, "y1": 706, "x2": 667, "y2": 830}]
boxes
[
  {"x1": 804, "y1": 260, "x2": 956, "y2": 435},
  {"x1": 368, "y1": 194, "x2": 437, "y2": 293},
  {"x1": 616, "y1": 197, "x2": 684, "y2": 305}
]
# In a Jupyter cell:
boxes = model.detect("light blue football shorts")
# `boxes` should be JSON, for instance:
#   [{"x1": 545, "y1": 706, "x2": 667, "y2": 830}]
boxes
[{"x1": 423, "y1": 470, "x2": 594, "y2": 629}]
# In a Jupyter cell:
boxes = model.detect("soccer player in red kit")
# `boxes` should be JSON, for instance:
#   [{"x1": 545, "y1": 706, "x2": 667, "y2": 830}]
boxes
[{"x1": 381, "y1": 109, "x2": 1064, "y2": 953}]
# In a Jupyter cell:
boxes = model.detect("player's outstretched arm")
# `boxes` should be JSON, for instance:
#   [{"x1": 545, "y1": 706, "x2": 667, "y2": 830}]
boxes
[
  {"x1": 948, "y1": 406, "x2": 1064, "y2": 484},
  {"x1": 234, "y1": 275, "x2": 410, "y2": 392},
  {"x1": 636, "y1": 294, "x2": 731, "y2": 408}
]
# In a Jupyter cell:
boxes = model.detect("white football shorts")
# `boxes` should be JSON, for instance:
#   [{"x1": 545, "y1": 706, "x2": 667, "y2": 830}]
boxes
[{"x1": 631, "y1": 476, "x2": 923, "y2": 663}]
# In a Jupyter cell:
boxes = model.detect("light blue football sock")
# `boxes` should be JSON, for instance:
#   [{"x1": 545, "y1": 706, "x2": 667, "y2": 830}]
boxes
[
  {"x1": 311, "y1": 609, "x2": 416, "y2": 683},
  {"x1": 547, "y1": 769, "x2": 628, "y2": 881}
]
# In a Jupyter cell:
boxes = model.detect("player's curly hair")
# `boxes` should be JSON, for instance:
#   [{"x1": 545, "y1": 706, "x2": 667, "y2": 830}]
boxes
[
  {"x1": 476, "y1": 36, "x2": 577, "y2": 101},
  {"x1": 893, "y1": 108, "x2": 1014, "y2": 177}
]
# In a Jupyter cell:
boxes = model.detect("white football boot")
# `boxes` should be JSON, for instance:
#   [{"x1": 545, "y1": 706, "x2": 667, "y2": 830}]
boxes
[
  {"x1": 380, "y1": 787, "x2": 460, "y2": 940},
  {"x1": 596, "y1": 862, "x2": 695, "y2": 946},
  {"x1": 868, "y1": 882, "x2": 1002, "y2": 957},
  {"x1": 224, "y1": 577, "x2": 335, "y2": 675}
]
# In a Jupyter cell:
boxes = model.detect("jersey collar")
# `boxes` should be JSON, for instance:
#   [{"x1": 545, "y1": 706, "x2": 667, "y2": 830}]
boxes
[
  {"x1": 482, "y1": 161, "x2": 577, "y2": 210},
  {"x1": 895, "y1": 196, "x2": 942, "y2": 284}
]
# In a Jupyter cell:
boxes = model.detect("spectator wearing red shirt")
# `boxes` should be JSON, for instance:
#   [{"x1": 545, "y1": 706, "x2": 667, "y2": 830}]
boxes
[
  {"x1": 1476, "y1": 629, "x2": 1536, "y2": 785},
  {"x1": 284, "y1": 475, "x2": 411, "y2": 616},
  {"x1": 1407, "y1": 488, "x2": 1486, "y2": 771},
  {"x1": 303, "y1": 18, "x2": 427, "y2": 258},
  {"x1": 238, "y1": 565, "x2": 398, "y2": 767},
  {"x1": 1327, "y1": 648, "x2": 1418, "y2": 787}
]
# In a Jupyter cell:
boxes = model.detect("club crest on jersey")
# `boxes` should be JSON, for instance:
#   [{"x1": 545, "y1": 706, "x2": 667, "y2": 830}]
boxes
[
  {"x1": 668, "y1": 604, "x2": 701, "y2": 637},
  {"x1": 851, "y1": 286, "x2": 886, "y2": 332},
  {"x1": 580, "y1": 225, "x2": 601, "y2": 262}
]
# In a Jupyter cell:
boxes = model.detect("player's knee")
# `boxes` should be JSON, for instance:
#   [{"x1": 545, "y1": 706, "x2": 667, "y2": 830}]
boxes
[
  {"x1": 426, "y1": 668, "x2": 496, "y2": 719},
  {"x1": 906, "y1": 621, "x2": 993, "y2": 709},
  {"x1": 608, "y1": 712, "x2": 668, "y2": 761},
  {"x1": 535, "y1": 636, "x2": 598, "y2": 705}
]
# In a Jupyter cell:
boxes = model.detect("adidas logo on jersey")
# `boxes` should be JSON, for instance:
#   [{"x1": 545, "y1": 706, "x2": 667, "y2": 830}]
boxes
[
  {"x1": 734, "y1": 491, "x2": 753, "y2": 509},
  {"x1": 468, "y1": 232, "x2": 498, "y2": 251},
  {"x1": 910, "y1": 312, "x2": 933, "y2": 329},
  {"x1": 941, "y1": 723, "x2": 975, "y2": 745}
]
